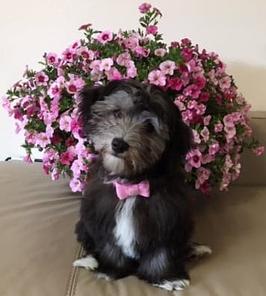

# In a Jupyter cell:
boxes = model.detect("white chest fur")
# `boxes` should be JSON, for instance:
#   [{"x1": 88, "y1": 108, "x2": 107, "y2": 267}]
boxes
[{"x1": 113, "y1": 197, "x2": 138, "y2": 259}]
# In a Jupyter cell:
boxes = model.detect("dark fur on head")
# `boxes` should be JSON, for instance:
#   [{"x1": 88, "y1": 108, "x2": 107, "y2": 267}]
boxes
[
  {"x1": 79, "y1": 79, "x2": 192, "y2": 179},
  {"x1": 75, "y1": 80, "x2": 205, "y2": 290}
]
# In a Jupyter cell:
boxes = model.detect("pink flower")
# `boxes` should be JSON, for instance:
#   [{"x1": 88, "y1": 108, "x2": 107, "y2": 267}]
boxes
[
  {"x1": 66, "y1": 76, "x2": 85, "y2": 94},
  {"x1": 220, "y1": 172, "x2": 231, "y2": 191},
  {"x1": 47, "y1": 79, "x2": 64, "y2": 99},
  {"x1": 186, "y1": 149, "x2": 202, "y2": 168},
  {"x1": 195, "y1": 103, "x2": 206, "y2": 115},
  {"x1": 181, "y1": 72, "x2": 190, "y2": 86},
  {"x1": 106, "y1": 67, "x2": 122, "y2": 81},
  {"x1": 195, "y1": 76, "x2": 206, "y2": 89},
  {"x1": 200, "y1": 127, "x2": 210, "y2": 142},
  {"x1": 77, "y1": 47, "x2": 95, "y2": 60},
  {"x1": 90, "y1": 70, "x2": 103, "y2": 82},
  {"x1": 71, "y1": 116, "x2": 82, "y2": 140},
  {"x1": 100, "y1": 58, "x2": 114, "y2": 71},
  {"x1": 2, "y1": 96, "x2": 12, "y2": 115},
  {"x1": 197, "y1": 181, "x2": 211, "y2": 194},
  {"x1": 62, "y1": 48, "x2": 75, "y2": 62},
  {"x1": 71, "y1": 158, "x2": 87, "y2": 178},
  {"x1": 167, "y1": 77, "x2": 183, "y2": 91},
  {"x1": 59, "y1": 114, "x2": 72, "y2": 132},
  {"x1": 224, "y1": 154, "x2": 233, "y2": 171},
  {"x1": 35, "y1": 71, "x2": 49, "y2": 86},
  {"x1": 15, "y1": 118, "x2": 27, "y2": 134},
  {"x1": 51, "y1": 168, "x2": 60, "y2": 181},
  {"x1": 208, "y1": 70, "x2": 218, "y2": 85},
  {"x1": 192, "y1": 129, "x2": 201, "y2": 144},
  {"x1": 224, "y1": 125, "x2": 236, "y2": 140},
  {"x1": 181, "y1": 110, "x2": 193, "y2": 124},
  {"x1": 46, "y1": 125, "x2": 54, "y2": 138},
  {"x1": 223, "y1": 114, "x2": 235, "y2": 127},
  {"x1": 148, "y1": 70, "x2": 166, "y2": 86},
  {"x1": 90, "y1": 60, "x2": 101, "y2": 72},
  {"x1": 35, "y1": 132, "x2": 51, "y2": 148},
  {"x1": 71, "y1": 41, "x2": 81, "y2": 50},
  {"x1": 46, "y1": 52, "x2": 59, "y2": 66},
  {"x1": 208, "y1": 143, "x2": 220, "y2": 155},
  {"x1": 96, "y1": 31, "x2": 113, "y2": 44},
  {"x1": 181, "y1": 48, "x2": 193, "y2": 62},
  {"x1": 183, "y1": 84, "x2": 201, "y2": 99},
  {"x1": 159, "y1": 60, "x2": 176, "y2": 75},
  {"x1": 174, "y1": 99, "x2": 185, "y2": 111},
  {"x1": 23, "y1": 154, "x2": 33, "y2": 164},
  {"x1": 231, "y1": 163, "x2": 241, "y2": 181},
  {"x1": 123, "y1": 36, "x2": 139, "y2": 50},
  {"x1": 69, "y1": 177, "x2": 84, "y2": 192},
  {"x1": 181, "y1": 38, "x2": 192, "y2": 46},
  {"x1": 253, "y1": 146, "x2": 265, "y2": 156},
  {"x1": 219, "y1": 76, "x2": 231, "y2": 91},
  {"x1": 13, "y1": 107, "x2": 23, "y2": 121},
  {"x1": 146, "y1": 25, "x2": 158, "y2": 35},
  {"x1": 116, "y1": 52, "x2": 131, "y2": 66},
  {"x1": 154, "y1": 48, "x2": 166, "y2": 57},
  {"x1": 196, "y1": 167, "x2": 211, "y2": 189},
  {"x1": 134, "y1": 46, "x2": 150, "y2": 57},
  {"x1": 203, "y1": 115, "x2": 211, "y2": 126},
  {"x1": 50, "y1": 97, "x2": 60, "y2": 119},
  {"x1": 214, "y1": 122, "x2": 223, "y2": 132},
  {"x1": 126, "y1": 61, "x2": 137, "y2": 78},
  {"x1": 231, "y1": 112, "x2": 242, "y2": 123},
  {"x1": 187, "y1": 100, "x2": 197, "y2": 110},
  {"x1": 138, "y1": 2, "x2": 152, "y2": 13},
  {"x1": 60, "y1": 146, "x2": 76, "y2": 165},
  {"x1": 186, "y1": 60, "x2": 201, "y2": 73},
  {"x1": 75, "y1": 140, "x2": 92, "y2": 159}
]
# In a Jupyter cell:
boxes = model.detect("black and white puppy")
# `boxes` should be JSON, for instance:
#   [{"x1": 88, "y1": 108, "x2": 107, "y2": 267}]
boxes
[{"x1": 74, "y1": 80, "x2": 211, "y2": 291}]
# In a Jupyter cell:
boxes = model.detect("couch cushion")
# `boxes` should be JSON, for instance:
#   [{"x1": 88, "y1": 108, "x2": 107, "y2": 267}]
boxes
[
  {"x1": 0, "y1": 161, "x2": 80, "y2": 296},
  {"x1": 1, "y1": 162, "x2": 266, "y2": 296},
  {"x1": 71, "y1": 186, "x2": 266, "y2": 296}
]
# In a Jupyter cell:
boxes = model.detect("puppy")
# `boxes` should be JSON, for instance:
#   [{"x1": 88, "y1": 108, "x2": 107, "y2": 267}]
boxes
[{"x1": 73, "y1": 80, "x2": 211, "y2": 291}]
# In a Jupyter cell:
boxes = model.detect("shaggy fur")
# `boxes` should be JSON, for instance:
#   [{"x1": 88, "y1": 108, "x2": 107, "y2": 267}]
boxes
[{"x1": 74, "y1": 80, "x2": 210, "y2": 291}]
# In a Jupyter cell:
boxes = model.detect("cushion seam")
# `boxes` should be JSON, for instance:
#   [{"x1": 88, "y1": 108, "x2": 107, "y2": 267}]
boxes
[{"x1": 64, "y1": 244, "x2": 84, "y2": 296}]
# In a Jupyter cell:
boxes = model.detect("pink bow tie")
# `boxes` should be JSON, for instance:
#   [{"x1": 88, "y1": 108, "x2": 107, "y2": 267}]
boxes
[{"x1": 113, "y1": 180, "x2": 150, "y2": 200}]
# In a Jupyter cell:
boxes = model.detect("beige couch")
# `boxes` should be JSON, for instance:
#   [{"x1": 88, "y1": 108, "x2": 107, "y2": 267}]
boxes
[{"x1": 0, "y1": 112, "x2": 265, "y2": 296}]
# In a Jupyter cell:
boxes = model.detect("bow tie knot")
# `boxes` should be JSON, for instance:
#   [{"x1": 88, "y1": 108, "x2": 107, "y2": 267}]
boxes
[{"x1": 113, "y1": 180, "x2": 150, "y2": 200}]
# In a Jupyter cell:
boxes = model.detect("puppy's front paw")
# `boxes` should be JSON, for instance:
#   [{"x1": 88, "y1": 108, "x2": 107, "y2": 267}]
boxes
[
  {"x1": 73, "y1": 255, "x2": 99, "y2": 270},
  {"x1": 153, "y1": 279, "x2": 190, "y2": 291}
]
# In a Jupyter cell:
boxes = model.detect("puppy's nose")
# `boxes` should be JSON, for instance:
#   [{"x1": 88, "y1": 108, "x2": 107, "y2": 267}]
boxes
[{"x1": 112, "y1": 138, "x2": 129, "y2": 154}]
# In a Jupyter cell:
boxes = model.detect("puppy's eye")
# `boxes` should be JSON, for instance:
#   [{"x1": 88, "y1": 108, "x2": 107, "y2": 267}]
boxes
[
  {"x1": 144, "y1": 120, "x2": 155, "y2": 133},
  {"x1": 113, "y1": 109, "x2": 122, "y2": 118}
]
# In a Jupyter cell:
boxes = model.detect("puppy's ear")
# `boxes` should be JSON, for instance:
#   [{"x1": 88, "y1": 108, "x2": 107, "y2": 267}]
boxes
[
  {"x1": 174, "y1": 117, "x2": 193, "y2": 157},
  {"x1": 78, "y1": 85, "x2": 104, "y2": 127},
  {"x1": 166, "y1": 99, "x2": 192, "y2": 158}
]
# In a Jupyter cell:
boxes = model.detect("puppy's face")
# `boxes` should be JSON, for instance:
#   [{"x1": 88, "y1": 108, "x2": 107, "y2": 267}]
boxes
[{"x1": 79, "y1": 80, "x2": 191, "y2": 177}]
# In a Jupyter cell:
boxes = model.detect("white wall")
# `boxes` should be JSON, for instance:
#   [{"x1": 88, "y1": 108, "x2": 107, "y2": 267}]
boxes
[{"x1": 1, "y1": 0, "x2": 266, "y2": 160}]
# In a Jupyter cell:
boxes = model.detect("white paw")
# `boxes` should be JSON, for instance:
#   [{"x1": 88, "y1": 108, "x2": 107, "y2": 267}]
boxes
[
  {"x1": 191, "y1": 244, "x2": 212, "y2": 257},
  {"x1": 96, "y1": 272, "x2": 112, "y2": 281},
  {"x1": 153, "y1": 279, "x2": 190, "y2": 291},
  {"x1": 73, "y1": 255, "x2": 99, "y2": 270}
]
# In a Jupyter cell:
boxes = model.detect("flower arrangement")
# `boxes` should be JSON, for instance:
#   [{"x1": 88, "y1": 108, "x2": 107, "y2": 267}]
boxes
[{"x1": 2, "y1": 3, "x2": 264, "y2": 194}]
